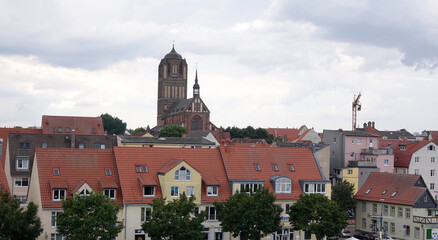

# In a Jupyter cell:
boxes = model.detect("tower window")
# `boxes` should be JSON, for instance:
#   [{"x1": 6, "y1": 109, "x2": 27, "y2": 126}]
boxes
[{"x1": 190, "y1": 115, "x2": 203, "y2": 131}]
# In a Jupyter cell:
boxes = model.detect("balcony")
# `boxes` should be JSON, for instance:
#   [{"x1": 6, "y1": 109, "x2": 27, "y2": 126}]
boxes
[
  {"x1": 348, "y1": 160, "x2": 377, "y2": 167},
  {"x1": 413, "y1": 216, "x2": 438, "y2": 224},
  {"x1": 361, "y1": 148, "x2": 390, "y2": 155}
]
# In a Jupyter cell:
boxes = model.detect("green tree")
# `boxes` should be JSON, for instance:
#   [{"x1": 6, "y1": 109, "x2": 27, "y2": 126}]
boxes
[
  {"x1": 159, "y1": 125, "x2": 187, "y2": 137},
  {"x1": 0, "y1": 191, "x2": 43, "y2": 240},
  {"x1": 56, "y1": 193, "x2": 123, "y2": 240},
  {"x1": 215, "y1": 188, "x2": 283, "y2": 240},
  {"x1": 142, "y1": 194, "x2": 206, "y2": 240},
  {"x1": 100, "y1": 113, "x2": 127, "y2": 135},
  {"x1": 331, "y1": 180, "x2": 356, "y2": 215},
  {"x1": 289, "y1": 194, "x2": 348, "y2": 240},
  {"x1": 223, "y1": 126, "x2": 273, "y2": 143},
  {"x1": 127, "y1": 127, "x2": 146, "y2": 135}
]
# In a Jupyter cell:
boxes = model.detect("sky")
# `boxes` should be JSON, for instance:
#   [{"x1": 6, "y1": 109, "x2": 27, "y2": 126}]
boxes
[{"x1": 1, "y1": 0, "x2": 437, "y2": 134}]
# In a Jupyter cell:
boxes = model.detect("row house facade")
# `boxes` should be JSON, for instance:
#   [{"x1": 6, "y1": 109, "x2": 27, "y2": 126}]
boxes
[
  {"x1": 25, "y1": 144, "x2": 329, "y2": 240},
  {"x1": 355, "y1": 172, "x2": 438, "y2": 240}
]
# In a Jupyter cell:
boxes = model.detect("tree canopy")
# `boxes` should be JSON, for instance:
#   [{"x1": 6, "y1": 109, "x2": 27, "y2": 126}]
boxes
[
  {"x1": 331, "y1": 180, "x2": 356, "y2": 215},
  {"x1": 0, "y1": 191, "x2": 43, "y2": 240},
  {"x1": 159, "y1": 125, "x2": 188, "y2": 137},
  {"x1": 289, "y1": 193, "x2": 348, "y2": 240},
  {"x1": 223, "y1": 126, "x2": 274, "y2": 143},
  {"x1": 100, "y1": 113, "x2": 127, "y2": 135},
  {"x1": 127, "y1": 127, "x2": 146, "y2": 135},
  {"x1": 142, "y1": 194, "x2": 206, "y2": 240},
  {"x1": 214, "y1": 188, "x2": 283, "y2": 240},
  {"x1": 56, "y1": 193, "x2": 123, "y2": 240}
]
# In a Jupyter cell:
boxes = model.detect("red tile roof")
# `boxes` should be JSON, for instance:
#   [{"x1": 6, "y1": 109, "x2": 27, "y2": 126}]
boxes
[
  {"x1": 0, "y1": 128, "x2": 42, "y2": 164},
  {"x1": 265, "y1": 128, "x2": 300, "y2": 142},
  {"x1": 355, "y1": 172, "x2": 427, "y2": 206},
  {"x1": 113, "y1": 147, "x2": 231, "y2": 204},
  {"x1": 219, "y1": 146, "x2": 324, "y2": 200},
  {"x1": 41, "y1": 115, "x2": 106, "y2": 135},
  {"x1": 394, "y1": 140, "x2": 430, "y2": 168},
  {"x1": 430, "y1": 131, "x2": 438, "y2": 145},
  {"x1": 33, "y1": 148, "x2": 121, "y2": 208},
  {"x1": 0, "y1": 160, "x2": 9, "y2": 192}
]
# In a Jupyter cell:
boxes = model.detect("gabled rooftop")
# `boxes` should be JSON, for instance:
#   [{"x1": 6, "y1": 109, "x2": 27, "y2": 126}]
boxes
[
  {"x1": 0, "y1": 127, "x2": 42, "y2": 164},
  {"x1": 394, "y1": 140, "x2": 433, "y2": 168},
  {"x1": 41, "y1": 115, "x2": 106, "y2": 135}
]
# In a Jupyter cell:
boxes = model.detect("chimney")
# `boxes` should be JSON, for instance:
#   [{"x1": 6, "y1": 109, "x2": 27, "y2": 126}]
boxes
[
  {"x1": 363, "y1": 123, "x2": 367, "y2": 128},
  {"x1": 221, "y1": 139, "x2": 225, "y2": 146},
  {"x1": 368, "y1": 121, "x2": 371, "y2": 128},
  {"x1": 71, "y1": 129, "x2": 76, "y2": 148},
  {"x1": 338, "y1": 129, "x2": 343, "y2": 132},
  {"x1": 372, "y1": 121, "x2": 375, "y2": 128}
]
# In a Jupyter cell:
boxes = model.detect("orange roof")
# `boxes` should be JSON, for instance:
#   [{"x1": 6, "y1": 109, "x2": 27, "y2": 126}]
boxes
[
  {"x1": 355, "y1": 172, "x2": 431, "y2": 206},
  {"x1": 394, "y1": 140, "x2": 430, "y2": 168},
  {"x1": 0, "y1": 127, "x2": 42, "y2": 164},
  {"x1": 430, "y1": 131, "x2": 438, "y2": 145},
  {"x1": 219, "y1": 146, "x2": 324, "y2": 200},
  {"x1": 41, "y1": 115, "x2": 106, "y2": 135},
  {"x1": 34, "y1": 148, "x2": 121, "y2": 208},
  {"x1": 265, "y1": 128, "x2": 300, "y2": 142},
  {"x1": 113, "y1": 147, "x2": 231, "y2": 204},
  {"x1": 0, "y1": 160, "x2": 9, "y2": 192}
]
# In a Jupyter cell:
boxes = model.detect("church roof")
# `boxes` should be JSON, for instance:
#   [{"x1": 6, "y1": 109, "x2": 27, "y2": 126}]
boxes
[
  {"x1": 166, "y1": 98, "x2": 193, "y2": 116},
  {"x1": 164, "y1": 45, "x2": 183, "y2": 59}
]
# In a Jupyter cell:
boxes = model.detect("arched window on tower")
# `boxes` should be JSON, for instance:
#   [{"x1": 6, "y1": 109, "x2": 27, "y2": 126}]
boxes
[{"x1": 191, "y1": 115, "x2": 203, "y2": 131}]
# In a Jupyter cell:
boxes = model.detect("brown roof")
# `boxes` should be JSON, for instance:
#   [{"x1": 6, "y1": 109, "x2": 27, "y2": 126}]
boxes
[
  {"x1": 33, "y1": 148, "x2": 121, "y2": 208},
  {"x1": 219, "y1": 146, "x2": 324, "y2": 200},
  {"x1": 394, "y1": 140, "x2": 430, "y2": 168},
  {"x1": 355, "y1": 172, "x2": 428, "y2": 206},
  {"x1": 265, "y1": 128, "x2": 300, "y2": 142},
  {"x1": 41, "y1": 115, "x2": 106, "y2": 135},
  {"x1": 0, "y1": 127, "x2": 42, "y2": 164},
  {"x1": 430, "y1": 131, "x2": 438, "y2": 145},
  {"x1": 114, "y1": 147, "x2": 231, "y2": 204}
]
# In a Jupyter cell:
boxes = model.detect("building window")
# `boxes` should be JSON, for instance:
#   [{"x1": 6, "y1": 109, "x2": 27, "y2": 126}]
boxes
[
  {"x1": 398, "y1": 207, "x2": 403, "y2": 218},
  {"x1": 347, "y1": 170, "x2": 353, "y2": 174},
  {"x1": 185, "y1": 186, "x2": 195, "y2": 197},
  {"x1": 58, "y1": 127, "x2": 63, "y2": 133},
  {"x1": 51, "y1": 233, "x2": 64, "y2": 240},
  {"x1": 406, "y1": 225, "x2": 410, "y2": 237},
  {"x1": 18, "y1": 142, "x2": 30, "y2": 149},
  {"x1": 432, "y1": 157, "x2": 436, "y2": 163},
  {"x1": 272, "y1": 164, "x2": 279, "y2": 171},
  {"x1": 415, "y1": 169, "x2": 419, "y2": 175},
  {"x1": 415, "y1": 227, "x2": 420, "y2": 238},
  {"x1": 207, "y1": 186, "x2": 218, "y2": 196},
  {"x1": 79, "y1": 188, "x2": 90, "y2": 196},
  {"x1": 289, "y1": 164, "x2": 295, "y2": 171},
  {"x1": 415, "y1": 157, "x2": 419, "y2": 162},
  {"x1": 141, "y1": 207, "x2": 152, "y2": 222},
  {"x1": 52, "y1": 127, "x2": 56, "y2": 133},
  {"x1": 390, "y1": 206, "x2": 395, "y2": 216},
  {"x1": 94, "y1": 143, "x2": 105, "y2": 149},
  {"x1": 373, "y1": 203, "x2": 377, "y2": 214},
  {"x1": 240, "y1": 183, "x2": 263, "y2": 194},
  {"x1": 105, "y1": 169, "x2": 111, "y2": 175},
  {"x1": 92, "y1": 128, "x2": 96, "y2": 134},
  {"x1": 78, "y1": 143, "x2": 85, "y2": 149},
  {"x1": 42, "y1": 142, "x2": 48, "y2": 148},
  {"x1": 104, "y1": 189, "x2": 116, "y2": 199},
  {"x1": 275, "y1": 178, "x2": 291, "y2": 193},
  {"x1": 206, "y1": 206, "x2": 217, "y2": 220},
  {"x1": 428, "y1": 145, "x2": 436, "y2": 151},
  {"x1": 362, "y1": 218, "x2": 366, "y2": 228},
  {"x1": 357, "y1": 138, "x2": 362, "y2": 144},
  {"x1": 175, "y1": 166, "x2": 191, "y2": 181},
  {"x1": 390, "y1": 223, "x2": 395, "y2": 233},
  {"x1": 424, "y1": 195, "x2": 428, "y2": 202},
  {"x1": 428, "y1": 210, "x2": 432, "y2": 216},
  {"x1": 352, "y1": 138, "x2": 354, "y2": 144},
  {"x1": 14, "y1": 177, "x2": 29, "y2": 187},
  {"x1": 51, "y1": 211, "x2": 61, "y2": 227},
  {"x1": 406, "y1": 208, "x2": 410, "y2": 218},
  {"x1": 15, "y1": 195, "x2": 27, "y2": 204},
  {"x1": 431, "y1": 183, "x2": 435, "y2": 190},
  {"x1": 65, "y1": 127, "x2": 70, "y2": 133},
  {"x1": 53, "y1": 189, "x2": 66, "y2": 201},
  {"x1": 362, "y1": 202, "x2": 366, "y2": 212},
  {"x1": 254, "y1": 163, "x2": 261, "y2": 171},
  {"x1": 384, "y1": 205, "x2": 388, "y2": 215},
  {"x1": 16, "y1": 157, "x2": 29, "y2": 170},
  {"x1": 304, "y1": 183, "x2": 325, "y2": 194},
  {"x1": 53, "y1": 168, "x2": 60, "y2": 175},
  {"x1": 136, "y1": 165, "x2": 148, "y2": 173},
  {"x1": 432, "y1": 169, "x2": 435, "y2": 177},
  {"x1": 170, "y1": 186, "x2": 179, "y2": 197},
  {"x1": 384, "y1": 159, "x2": 389, "y2": 166},
  {"x1": 143, "y1": 186, "x2": 155, "y2": 196},
  {"x1": 383, "y1": 222, "x2": 388, "y2": 233}
]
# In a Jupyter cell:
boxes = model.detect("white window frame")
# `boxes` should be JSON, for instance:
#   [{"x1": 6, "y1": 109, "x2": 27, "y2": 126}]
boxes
[
  {"x1": 304, "y1": 183, "x2": 326, "y2": 194},
  {"x1": 431, "y1": 183, "x2": 435, "y2": 190},
  {"x1": 14, "y1": 177, "x2": 29, "y2": 187},
  {"x1": 240, "y1": 183, "x2": 263, "y2": 194},
  {"x1": 143, "y1": 186, "x2": 155, "y2": 197},
  {"x1": 206, "y1": 206, "x2": 217, "y2": 221},
  {"x1": 357, "y1": 138, "x2": 362, "y2": 144},
  {"x1": 185, "y1": 186, "x2": 195, "y2": 197},
  {"x1": 384, "y1": 159, "x2": 389, "y2": 166},
  {"x1": 175, "y1": 166, "x2": 191, "y2": 181},
  {"x1": 53, "y1": 189, "x2": 66, "y2": 201},
  {"x1": 51, "y1": 211, "x2": 62, "y2": 227},
  {"x1": 51, "y1": 233, "x2": 66, "y2": 240},
  {"x1": 16, "y1": 157, "x2": 29, "y2": 170},
  {"x1": 15, "y1": 195, "x2": 27, "y2": 205},
  {"x1": 104, "y1": 189, "x2": 116, "y2": 199},
  {"x1": 141, "y1": 206, "x2": 153, "y2": 222},
  {"x1": 170, "y1": 186, "x2": 179, "y2": 197},
  {"x1": 415, "y1": 157, "x2": 419, "y2": 162},
  {"x1": 275, "y1": 178, "x2": 291, "y2": 193},
  {"x1": 79, "y1": 188, "x2": 91, "y2": 196},
  {"x1": 207, "y1": 186, "x2": 218, "y2": 196},
  {"x1": 432, "y1": 169, "x2": 435, "y2": 177}
]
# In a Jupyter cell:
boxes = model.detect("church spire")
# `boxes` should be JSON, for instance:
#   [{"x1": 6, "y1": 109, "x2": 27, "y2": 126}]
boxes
[{"x1": 193, "y1": 69, "x2": 200, "y2": 97}]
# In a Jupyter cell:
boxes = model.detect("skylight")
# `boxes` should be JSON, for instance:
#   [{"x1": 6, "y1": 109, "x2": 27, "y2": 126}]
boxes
[
  {"x1": 272, "y1": 164, "x2": 279, "y2": 171},
  {"x1": 254, "y1": 163, "x2": 261, "y2": 171},
  {"x1": 382, "y1": 190, "x2": 387, "y2": 195},
  {"x1": 105, "y1": 169, "x2": 111, "y2": 175},
  {"x1": 53, "y1": 168, "x2": 60, "y2": 176},
  {"x1": 391, "y1": 191, "x2": 398, "y2": 197},
  {"x1": 289, "y1": 164, "x2": 295, "y2": 171},
  {"x1": 365, "y1": 188, "x2": 372, "y2": 194}
]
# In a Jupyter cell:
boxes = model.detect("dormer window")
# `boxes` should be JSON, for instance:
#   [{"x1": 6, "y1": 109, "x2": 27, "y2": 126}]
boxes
[
  {"x1": 53, "y1": 168, "x2": 60, "y2": 176},
  {"x1": 104, "y1": 189, "x2": 116, "y2": 199},
  {"x1": 175, "y1": 166, "x2": 191, "y2": 181},
  {"x1": 254, "y1": 163, "x2": 261, "y2": 171},
  {"x1": 289, "y1": 164, "x2": 295, "y2": 171},
  {"x1": 105, "y1": 169, "x2": 111, "y2": 175},
  {"x1": 365, "y1": 188, "x2": 372, "y2": 195},
  {"x1": 143, "y1": 186, "x2": 155, "y2": 196},
  {"x1": 275, "y1": 178, "x2": 291, "y2": 193},
  {"x1": 272, "y1": 164, "x2": 279, "y2": 171},
  {"x1": 53, "y1": 189, "x2": 66, "y2": 201},
  {"x1": 79, "y1": 188, "x2": 91, "y2": 196},
  {"x1": 207, "y1": 186, "x2": 218, "y2": 196}
]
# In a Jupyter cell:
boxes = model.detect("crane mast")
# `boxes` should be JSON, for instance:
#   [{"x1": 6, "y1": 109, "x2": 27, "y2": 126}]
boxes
[{"x1": 352, "y1": 93, "x2": 362, "y2": 131}]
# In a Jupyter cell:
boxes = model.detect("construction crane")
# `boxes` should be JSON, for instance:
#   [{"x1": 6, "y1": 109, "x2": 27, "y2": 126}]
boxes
[{"x1": 352, "y1": 92, "x2": 362, "y2": 131}]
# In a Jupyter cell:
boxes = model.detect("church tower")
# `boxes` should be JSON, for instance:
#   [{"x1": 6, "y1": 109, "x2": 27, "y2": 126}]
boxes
[{"x1": 157, "y1": 45, "x2": 188, "y2": 126}]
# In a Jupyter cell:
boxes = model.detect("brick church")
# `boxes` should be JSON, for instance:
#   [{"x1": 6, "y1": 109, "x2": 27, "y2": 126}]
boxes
[{"x1": 155, "y1": 46, "x2": 216, "y2": 133}]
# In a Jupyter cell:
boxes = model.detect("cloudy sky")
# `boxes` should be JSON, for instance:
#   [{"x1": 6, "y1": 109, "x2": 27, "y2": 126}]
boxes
[{"x1": 1, "y1": 0, "x2": 437, "y2": 133}]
